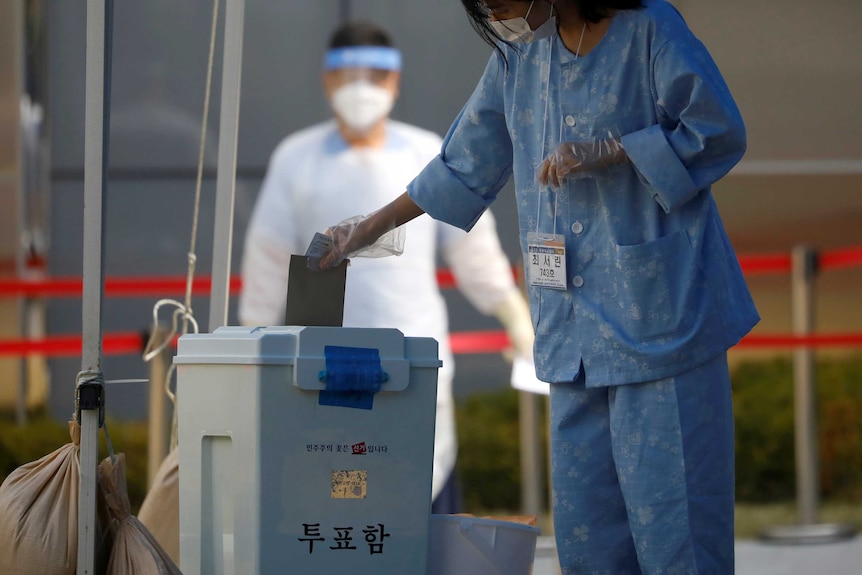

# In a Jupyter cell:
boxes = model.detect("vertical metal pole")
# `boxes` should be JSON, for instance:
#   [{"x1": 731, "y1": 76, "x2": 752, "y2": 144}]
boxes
[
  {"x1": 16, "y1": 337, "x2": 27, "y2": 424},
  {"x1": 791, "y1": 244, "x2": 818, "y2": 525},
  {"x1": 759, "y1": 247, "x2": 854, "y2": 544},
  {"x1": 7, "y1": 0, "x2": 25, "y2": 427},
  {"x1": 78, "y1": 0, "x2": 112, "y2": 572},
  {"x1": 208, "y1": 0, "x2": 245, "y2": 332},
  {"x1": 518, "y1": 391, "x2": 543, "y2": 517}
]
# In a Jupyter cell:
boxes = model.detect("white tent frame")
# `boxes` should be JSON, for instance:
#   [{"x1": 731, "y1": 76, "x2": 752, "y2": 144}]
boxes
[
  {"x1": 78, "y1": 1, "x2": 112, "y2": 572},
  {"x1": 78, "y1": 0, "x2": 246, "y2": 572}
]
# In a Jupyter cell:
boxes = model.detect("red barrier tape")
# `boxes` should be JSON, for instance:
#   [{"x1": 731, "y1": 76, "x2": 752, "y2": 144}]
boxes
[
  {"x1": 0, "y1": 276, "x2": 243, "y2": 298},
  {"x1": 449, "y1": 330, "x2": 512, "y2": 354},
  {"x1": 0, "y1": 245, "x2": 859, "y2": 297},
  {"x1": 0, "y1": 271, "x2": 501, "y2": 297},
  {"x1": 0, "y1": 332, "x2": 143, "y2": 357},
  {"x1": 737, "y1": 253, "x2": 791, "y2": 275},
  {"x1": 819, "y1": 246, "x2": 862, "y2": 271},
  {"x1": 734, "y1": 333, "x2": 862, "y2": 348},
  {"x1": 445, "y1": 331, "x2": 862, "y2": 354},
  {"x1": 0, "y1": 245, "x2": 858, "y2": 357},
  {"x1": 3, "y1": 330, "x2": 862, "y2": 357}
]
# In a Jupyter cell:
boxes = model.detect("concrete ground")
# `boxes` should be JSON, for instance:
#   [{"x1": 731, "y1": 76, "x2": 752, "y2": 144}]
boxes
[
  {"x1": 734, "y1": 536, "x2": 862, "y2": 575},
  {"x1": 532, "y1": 534, "x2": 862, "y2": 575}
]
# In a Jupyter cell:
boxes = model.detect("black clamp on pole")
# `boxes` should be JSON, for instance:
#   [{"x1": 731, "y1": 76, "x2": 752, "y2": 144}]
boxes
[{"x1": 76, "y1": 370, "x2": 105, "y2": 427}]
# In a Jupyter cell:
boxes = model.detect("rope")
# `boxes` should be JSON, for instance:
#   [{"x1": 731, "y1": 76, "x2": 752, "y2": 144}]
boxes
[{"x1": 184, "y1": 0, "x2": 220, "y2": 322}]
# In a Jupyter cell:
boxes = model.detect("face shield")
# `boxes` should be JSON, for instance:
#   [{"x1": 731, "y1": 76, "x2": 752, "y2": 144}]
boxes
[
  {"x1": 327, "y1": 66, "x2": 393, "y2": 86},
  {"x1": 324, "y1": 46, "x2": 402, "y2": 133}
]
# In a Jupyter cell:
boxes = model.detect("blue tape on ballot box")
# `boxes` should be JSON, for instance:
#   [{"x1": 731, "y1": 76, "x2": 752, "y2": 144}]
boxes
[{"x1": 318, "y1": 345, "x2": 384, "y2": 410}]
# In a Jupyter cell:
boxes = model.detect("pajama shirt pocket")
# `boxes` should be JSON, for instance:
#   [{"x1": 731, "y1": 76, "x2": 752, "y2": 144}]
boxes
[{"x1": 609, "y1": 229, "x2": 706, "y2": 341}]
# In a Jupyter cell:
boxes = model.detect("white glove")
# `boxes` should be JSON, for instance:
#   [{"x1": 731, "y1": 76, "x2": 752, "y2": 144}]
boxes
[{"x1": 493, "y1": 290, "x2": 534, "y2": 362}]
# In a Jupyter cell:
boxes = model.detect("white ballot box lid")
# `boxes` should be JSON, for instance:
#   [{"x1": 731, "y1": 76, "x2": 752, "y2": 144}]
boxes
[{"x1": 175, "y1": 325, "x2": 442, "y2": 392}]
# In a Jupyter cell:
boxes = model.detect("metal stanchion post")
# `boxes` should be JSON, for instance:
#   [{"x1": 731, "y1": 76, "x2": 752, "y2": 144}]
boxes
[
  {"x1": 760, "y1": 245, "x2": 857, "y2": 544},
  {"x1": 518, "y1": 390, "x2": 543, "y2": 517},
  {"x1": 793, "y1": 244, "x2": 819, "y2": 525},
  {"x1": 16, "y1": 300, "x2": 27, "y2": 424}
]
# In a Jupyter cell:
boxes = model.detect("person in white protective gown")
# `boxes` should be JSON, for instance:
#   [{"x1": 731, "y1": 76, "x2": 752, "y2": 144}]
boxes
[{"x1": 238, "y1": 20, "x2": 534, "y2": 513}]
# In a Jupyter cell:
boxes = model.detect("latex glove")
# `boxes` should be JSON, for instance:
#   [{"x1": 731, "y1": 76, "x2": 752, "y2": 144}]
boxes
[
  {"x1": 537, "y1": 138, "x2": 627, "y2": 188},
  {"x1": 319, "y1": 210, "x2": 404, "y2": 270},
  {"x1": 493, "y1": 290, "x2": 535, "y2": 362}
]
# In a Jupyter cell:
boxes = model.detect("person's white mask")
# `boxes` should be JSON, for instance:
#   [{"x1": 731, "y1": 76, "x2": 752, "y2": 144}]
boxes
[
  {"x1": 490, "y1": 1, "x2": 557, "y2": 44},
  {"x1": 330, "y1": 81, "x2": 395, "y2": 134}
]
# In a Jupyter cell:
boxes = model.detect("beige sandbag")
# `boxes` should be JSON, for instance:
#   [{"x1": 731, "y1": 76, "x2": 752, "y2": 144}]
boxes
[
  {"x1": 137, "y1": 447, "x2": 180, "y2": 564},
  {"x1": 0, "y1": 420, "x2": 81, "y2": 575},
  {"x1": 99, "y1": 452, "x2": 182, "y2": 574}
]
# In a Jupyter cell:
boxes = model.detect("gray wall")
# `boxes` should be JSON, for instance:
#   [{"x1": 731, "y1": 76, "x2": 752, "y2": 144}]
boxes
[
  {"x1": 46, "y1": 0, "x2": 522, "y2": 420},
  {"x1": 674, "y1": 0, "x2": 862, "y2": 165}
]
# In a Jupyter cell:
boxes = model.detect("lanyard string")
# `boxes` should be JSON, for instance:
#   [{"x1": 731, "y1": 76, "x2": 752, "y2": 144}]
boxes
[
  {"x1": 535, "y1": 4, "x2": 555, "y2": 239},
  {"x1": 534, "y1": 20, "x2": 586, "y2": 239}
]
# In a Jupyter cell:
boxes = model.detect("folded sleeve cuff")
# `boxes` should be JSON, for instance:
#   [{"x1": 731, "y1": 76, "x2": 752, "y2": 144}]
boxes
[
  {"x1": 407, "y1": 155, "x2": 493, "y2": 232},
  {"x1": 621, "y1": 125, "x2": 699, "y2": 213}
]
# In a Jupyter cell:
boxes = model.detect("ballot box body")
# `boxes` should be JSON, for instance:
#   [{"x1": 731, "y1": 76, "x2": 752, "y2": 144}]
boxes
[{"x1": 175, "y1": 326, "x2": 440, "y2": 575}]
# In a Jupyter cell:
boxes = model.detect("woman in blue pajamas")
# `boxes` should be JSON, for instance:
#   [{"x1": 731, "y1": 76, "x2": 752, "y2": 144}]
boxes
[{"x1": 320, "y1": 1, "x2": 759, "y2": 572}]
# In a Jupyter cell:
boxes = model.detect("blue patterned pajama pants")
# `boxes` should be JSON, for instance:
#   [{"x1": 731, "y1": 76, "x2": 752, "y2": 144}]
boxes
[{"x1": 549, "y1": 353, "x2": 735, "y2": 574}]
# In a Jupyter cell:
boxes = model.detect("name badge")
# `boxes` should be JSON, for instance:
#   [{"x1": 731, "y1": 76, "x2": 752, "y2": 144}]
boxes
[{"x1": 526, "y1": 232, "x2": 567, "y2": 290}]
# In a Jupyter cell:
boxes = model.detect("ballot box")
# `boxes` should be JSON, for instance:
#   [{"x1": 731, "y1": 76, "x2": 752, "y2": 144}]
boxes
[{"x1": 175, "y1": 326, "x2": 441, "y2": 575}]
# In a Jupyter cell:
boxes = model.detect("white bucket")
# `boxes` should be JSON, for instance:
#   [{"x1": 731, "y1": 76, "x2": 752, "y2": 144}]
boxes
[{"x1": 428, "y1": 515, "x2": 541, "y2": 575}]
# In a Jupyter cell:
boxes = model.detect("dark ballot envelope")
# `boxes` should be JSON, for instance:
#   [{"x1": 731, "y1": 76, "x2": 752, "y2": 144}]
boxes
[{"x1": 284, "y1": 254, "x2": 348, "y2": 327}]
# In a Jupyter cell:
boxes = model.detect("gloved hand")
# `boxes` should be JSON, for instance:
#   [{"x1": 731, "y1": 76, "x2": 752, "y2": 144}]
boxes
[
  {"x1": 319, "y1": 210, "x2": 404, "y2": 270},
  {"x1": 493, "y1": 290, "x2": 535, "y2": 362},
  {"x1": 537, "y1": 138, "x2": 627, "y2": 188}
]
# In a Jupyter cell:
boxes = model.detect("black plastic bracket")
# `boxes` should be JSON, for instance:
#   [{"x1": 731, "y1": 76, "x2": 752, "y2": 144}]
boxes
[{"x1": 76, "y1": 380, "x2": 105, "y2": 427}]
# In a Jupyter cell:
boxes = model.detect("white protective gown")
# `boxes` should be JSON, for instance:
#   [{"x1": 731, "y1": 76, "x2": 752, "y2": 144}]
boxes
[{"x1": 239, "y1": 119, "x2": 519, "y2": 500}]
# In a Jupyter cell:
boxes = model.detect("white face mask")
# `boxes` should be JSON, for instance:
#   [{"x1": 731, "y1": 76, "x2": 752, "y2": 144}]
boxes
[
  {"x1": 330, "y1": 81, "x2": 395, "y2": 134},
  {"x1": 490, "y1": 1, "x2": 557, "y2": 44}
]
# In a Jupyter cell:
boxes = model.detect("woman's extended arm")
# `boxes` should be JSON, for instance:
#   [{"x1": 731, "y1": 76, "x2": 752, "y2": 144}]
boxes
[{"x1": 319, "y1": 192, "x2": 426, "y2": 269}]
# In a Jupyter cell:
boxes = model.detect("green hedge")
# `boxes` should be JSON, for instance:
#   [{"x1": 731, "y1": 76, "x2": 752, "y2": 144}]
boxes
[
  {"x1": 456, "y1": 354, "x2": 862, "y2": 511},
  {"x1": 455, "y1": 387, "x2": 548, "y2": 512},
  {"x1": 2, "y1": 355, "x2": 861, "y2": 513},
  {"x1": 733, "y1": 355, "x2": 862, "y2": 502},
  {"x1": 0, "y1": 415, "x2": 150, "y2": 513}
]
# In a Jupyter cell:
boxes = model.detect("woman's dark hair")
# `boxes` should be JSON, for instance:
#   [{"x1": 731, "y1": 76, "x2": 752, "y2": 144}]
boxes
[
  {"x1": 461, "y1": 0, "x2": 644, "y2": 52},
  {"x1": 328, "y1": 20, "x2": 394, "y2": 49}
]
